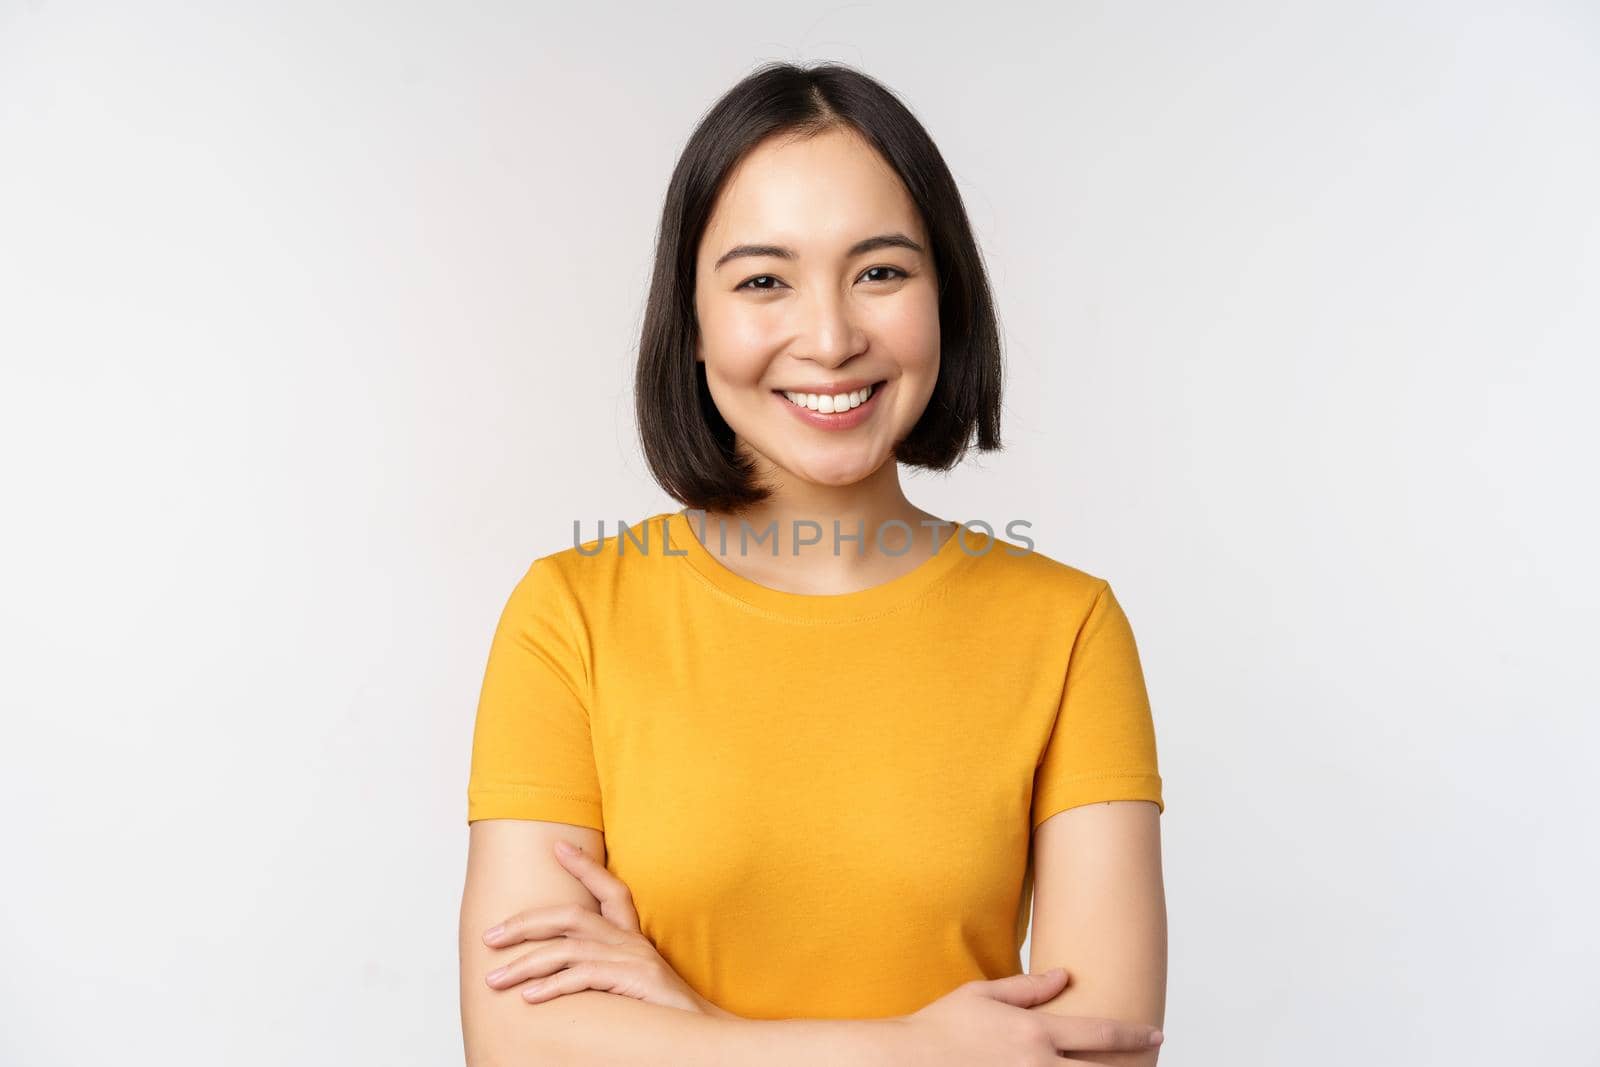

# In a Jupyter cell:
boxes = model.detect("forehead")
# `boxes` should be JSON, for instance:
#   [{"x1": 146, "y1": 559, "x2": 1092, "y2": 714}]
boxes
[{"x1": 700, "y1": 127, "x2": 925, "y2": 255}]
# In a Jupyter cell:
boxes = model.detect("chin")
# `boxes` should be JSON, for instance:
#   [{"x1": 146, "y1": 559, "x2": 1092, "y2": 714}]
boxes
[{"x1": 781, "y1": 456, "x2": 884, "y2": 488}]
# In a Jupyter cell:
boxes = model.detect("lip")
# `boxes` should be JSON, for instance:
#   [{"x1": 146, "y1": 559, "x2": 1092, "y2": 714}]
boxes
[
  {"x1": 773, "y1": 377, "x2": 881, "y2": 395},
  {"x1": 772, "y1": 378, "x2": 887, "y2": 431}
]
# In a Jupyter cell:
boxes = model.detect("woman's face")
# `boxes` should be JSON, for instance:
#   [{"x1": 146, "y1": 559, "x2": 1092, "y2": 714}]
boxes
[{"x1": 693, "y1": 126, "x2": 940, "y2": 491}]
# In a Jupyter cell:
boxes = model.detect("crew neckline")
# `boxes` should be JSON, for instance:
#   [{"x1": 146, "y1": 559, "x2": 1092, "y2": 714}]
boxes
[{"x1": 659, "y1": 508, "x2": 985, "y2": 622}]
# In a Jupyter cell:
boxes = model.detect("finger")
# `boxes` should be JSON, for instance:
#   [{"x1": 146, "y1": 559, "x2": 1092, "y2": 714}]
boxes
[
  {"x1": 483, "y1": 911, "x2": 524, "y2": 944},
  {"x1": 484, "y1": 903, "x2": 631, "y2": 949},
  {"x1": 1037, "y1": 1013, "x2": 1165, "y2": 1053},
  {"x1": 517, "y1": 960, "x2": 628, "y2": 1005},
  {"x1": 970, "y1": 968, "x2": 1071, "y2": 1007},
  {"x1": 480, "y1": 844, "x2": 632, "y2": 943},
  {"x1": 554, "y1": 840, "x2": 642, "y2": 933},
  {"x1": 485, "y1": 937, "x2": 633, "y2": 990}
]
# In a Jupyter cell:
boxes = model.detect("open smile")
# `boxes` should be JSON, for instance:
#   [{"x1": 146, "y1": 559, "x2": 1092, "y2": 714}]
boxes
[{"x1": 770, "y1": 379, "x2": 888, "y2": 431}]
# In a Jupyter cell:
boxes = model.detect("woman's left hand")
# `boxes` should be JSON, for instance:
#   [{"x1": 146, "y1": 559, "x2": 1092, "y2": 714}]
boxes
[{"x1": 482, "y1": 839, "x2": 737, "y2": 1020}]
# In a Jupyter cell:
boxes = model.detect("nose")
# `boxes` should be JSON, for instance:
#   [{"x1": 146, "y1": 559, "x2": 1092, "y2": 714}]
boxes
[{"x1": 794, "y1": 286, "x2": 867, "y2": 368}]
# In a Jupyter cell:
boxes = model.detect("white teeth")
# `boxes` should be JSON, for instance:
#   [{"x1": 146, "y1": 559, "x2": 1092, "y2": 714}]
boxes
[{"x1": 782, "y1": 382, "x2": 875, "y2": 412}]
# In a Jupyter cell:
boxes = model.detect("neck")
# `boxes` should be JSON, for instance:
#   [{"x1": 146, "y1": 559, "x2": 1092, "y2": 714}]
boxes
[{"x1": 692, "y1": 459, "x2": 945, "y2": 566}]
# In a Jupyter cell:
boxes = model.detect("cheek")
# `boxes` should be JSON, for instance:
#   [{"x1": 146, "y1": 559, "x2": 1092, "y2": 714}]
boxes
[
  {"x1": 874, "y1": 287, "x2": 941, "y2": 370},
  {"x1": 699, "y1": 303, "x2": 776, "y2": 383}
]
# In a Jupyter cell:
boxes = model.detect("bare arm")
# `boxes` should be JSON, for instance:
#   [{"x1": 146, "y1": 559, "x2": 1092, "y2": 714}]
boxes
[
  {"x1": 1027, "y1": 800, "x2": 1168, "y2": 1067},
  {"x1": 460, "y1": 819, "x2": 904, "y2": 1066}
]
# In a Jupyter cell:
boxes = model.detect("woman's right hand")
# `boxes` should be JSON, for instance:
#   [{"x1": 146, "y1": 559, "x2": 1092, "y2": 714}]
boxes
[{"x1": 888, "y1": 968, "x2": 1165, "y2": 1065}]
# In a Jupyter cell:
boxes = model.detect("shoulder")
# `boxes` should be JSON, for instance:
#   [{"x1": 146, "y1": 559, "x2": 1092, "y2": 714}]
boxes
[
  {"x1": 957, "y1": 522, "x2": 1115, "y2": 616},
  {"x1": 517, "y1": 510, "x2": 678, "y2": 600}
]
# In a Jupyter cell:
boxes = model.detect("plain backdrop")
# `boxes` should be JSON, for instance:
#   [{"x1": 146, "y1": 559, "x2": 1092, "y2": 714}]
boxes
[{"x1": 2, "y1": 2, "x2": 1597, "y2": 1064}]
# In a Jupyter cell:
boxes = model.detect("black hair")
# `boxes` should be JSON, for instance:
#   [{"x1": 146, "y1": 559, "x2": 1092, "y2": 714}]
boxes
[{"x1": 634, "y1": 60, "x2": 1003, "y2": 514}]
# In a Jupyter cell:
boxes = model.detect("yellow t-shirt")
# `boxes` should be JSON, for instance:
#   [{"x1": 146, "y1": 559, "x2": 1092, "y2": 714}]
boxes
[{"x1": 467, "y1": 509, "x2": 1163, "y2": 1021}]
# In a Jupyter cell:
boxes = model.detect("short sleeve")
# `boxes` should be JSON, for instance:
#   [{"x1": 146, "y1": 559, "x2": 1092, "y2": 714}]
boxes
[
  {"x1": 466, "y1": 557, "x2": 604, "y2": 830},
  {"x1": 1031, "y1": 581, "x2": 1164, "y2": 829}
]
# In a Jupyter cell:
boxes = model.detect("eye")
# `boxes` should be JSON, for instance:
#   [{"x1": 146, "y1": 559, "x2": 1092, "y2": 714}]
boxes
[
  {"x1": 736, "y1": 274, "x2": 786, "y2": 292},
  {"x1": 735, "y1": 266, "x2": 910, "y2": 292}
]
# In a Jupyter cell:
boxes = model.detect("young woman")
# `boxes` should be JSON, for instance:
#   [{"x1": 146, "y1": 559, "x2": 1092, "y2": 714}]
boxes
[{"x1": 459, "y1": 62, "x2": 1167, "y2": 1066}]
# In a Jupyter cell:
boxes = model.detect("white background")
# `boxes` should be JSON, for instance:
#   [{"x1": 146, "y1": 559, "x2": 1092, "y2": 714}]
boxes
[{"x1": 3, "y1": 2, "x2": 1596, "y2": 1064}]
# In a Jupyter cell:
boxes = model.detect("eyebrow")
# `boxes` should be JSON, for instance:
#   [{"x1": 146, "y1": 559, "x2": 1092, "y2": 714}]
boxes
[{"x1": 712, "y1": 232, "x2": 925, "y2": 272}]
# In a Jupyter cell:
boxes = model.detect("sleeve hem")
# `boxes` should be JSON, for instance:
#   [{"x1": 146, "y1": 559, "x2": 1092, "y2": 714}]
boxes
[
  {"x1": 1031, "y1": 771, "x2": 1164, "y2": 830},
  {"x1": 467, "y1": 783, "x2": 604, "y2": 831}
]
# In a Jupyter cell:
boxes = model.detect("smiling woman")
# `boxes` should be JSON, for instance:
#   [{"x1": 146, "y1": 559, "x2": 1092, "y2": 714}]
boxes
[{"x1": 460, "y1": 60, "x2": 1166, "y2": 1067}]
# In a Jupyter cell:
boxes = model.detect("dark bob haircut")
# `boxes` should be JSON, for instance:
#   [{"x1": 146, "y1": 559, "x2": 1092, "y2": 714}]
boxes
[{"x1": 634, "y1": 61, "x2": 1004, "y2": 514}]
